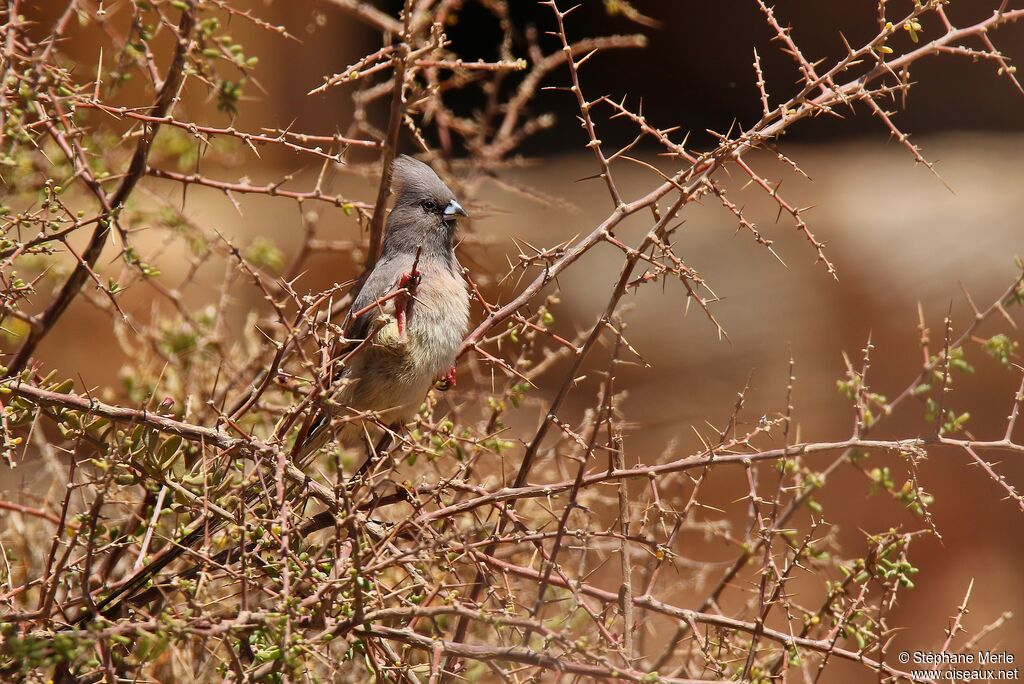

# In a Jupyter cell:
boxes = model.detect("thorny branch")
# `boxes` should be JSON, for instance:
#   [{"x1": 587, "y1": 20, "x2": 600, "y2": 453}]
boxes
[{"x1": 1, "y1": 0, "x2": 1023, "y2": 682}]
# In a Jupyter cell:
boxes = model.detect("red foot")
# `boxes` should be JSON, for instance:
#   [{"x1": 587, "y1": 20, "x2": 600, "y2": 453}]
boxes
[{"x1": 436, "y1": 365, "x2": 457, "y2": 391}]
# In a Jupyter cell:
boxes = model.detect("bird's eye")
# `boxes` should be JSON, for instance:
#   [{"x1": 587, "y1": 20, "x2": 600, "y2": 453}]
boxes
[{"x1": 421, "y1": 199, "x2": 438, "y2": 212}]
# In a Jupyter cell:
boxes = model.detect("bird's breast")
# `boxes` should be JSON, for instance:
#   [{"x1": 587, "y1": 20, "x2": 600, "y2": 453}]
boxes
[
  {"x1": 333, "y1": 260, "x2": 469, "y2": 422},
  {"x1": 406, "y1": 264, "x2": 470, "y2": 379}
]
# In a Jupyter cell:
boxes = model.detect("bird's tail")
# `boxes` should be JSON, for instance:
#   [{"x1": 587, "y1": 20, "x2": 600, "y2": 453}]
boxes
[{"x1": 293, "y1": 409, "x2": 335, "y2": 467}]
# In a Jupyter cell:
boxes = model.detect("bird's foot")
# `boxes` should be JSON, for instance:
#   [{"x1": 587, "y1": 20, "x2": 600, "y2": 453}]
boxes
[{"x1": 435, "y1": 365, "x2": 457, "y2": 391}]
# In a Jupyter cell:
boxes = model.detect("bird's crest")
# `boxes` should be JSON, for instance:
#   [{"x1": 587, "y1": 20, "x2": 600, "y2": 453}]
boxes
[{"x1": 391, "y1": 154, "x2": 451, "y2": 201}]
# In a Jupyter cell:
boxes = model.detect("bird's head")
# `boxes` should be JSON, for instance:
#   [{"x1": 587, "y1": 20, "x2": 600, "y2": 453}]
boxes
[{"x1": 382, "y1": 155, "x2": 468, "y2": 256}]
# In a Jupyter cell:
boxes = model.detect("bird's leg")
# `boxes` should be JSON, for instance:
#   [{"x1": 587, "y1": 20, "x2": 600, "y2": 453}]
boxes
[{"x1": 435, "y1": 365, "x2": 457, "y2": 391}]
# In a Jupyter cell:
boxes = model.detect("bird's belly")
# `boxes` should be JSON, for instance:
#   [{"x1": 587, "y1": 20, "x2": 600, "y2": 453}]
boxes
[
  {"x1": 339, "y1": 278, "x2": 468, "y2": 422},
  {"x1": 406, "y1": 297, "x2": 467, "y2": 379}
]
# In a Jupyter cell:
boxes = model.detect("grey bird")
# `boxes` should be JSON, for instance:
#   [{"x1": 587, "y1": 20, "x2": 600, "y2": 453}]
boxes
[
  {"x1": 295, "y1": 154, "x2": 470, "y2": 458},
  {"x1": 328, "y1": 154, "x2": 469, "y2": 428},
  {"x1": 75, "y1": 154, "x2": 470, "y2": 623}
]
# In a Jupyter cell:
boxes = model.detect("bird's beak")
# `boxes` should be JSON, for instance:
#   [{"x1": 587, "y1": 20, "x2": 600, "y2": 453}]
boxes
[{"x1": 443, "y1": 199, "x2": 468, "y2": 220}]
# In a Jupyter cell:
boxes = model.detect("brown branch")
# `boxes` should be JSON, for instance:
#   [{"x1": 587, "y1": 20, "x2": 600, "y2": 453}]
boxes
[
  {"x1": 145, "y1": 167, "x2": 371, "y2": 211},
  {"x1": 365, "y1": 51, "x2": 408, "y2": 269},
  {"x1": 321, "y1": 0, "x2": 403, "y2": 34},
  {"x1": 6, "y1": 4, "x2": 196, "y2": 375}
]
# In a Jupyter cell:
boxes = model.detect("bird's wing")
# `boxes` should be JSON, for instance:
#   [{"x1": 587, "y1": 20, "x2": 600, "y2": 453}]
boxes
[
  {"x1": 342, "y1": 254, "x2": 412, "y2": 344},
  {"x1": 302, "y1": 255, "x2": 413, "y2": 443}
]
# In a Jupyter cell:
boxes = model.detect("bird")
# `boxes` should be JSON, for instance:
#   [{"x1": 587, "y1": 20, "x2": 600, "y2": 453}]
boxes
[
  {"x1": 73, "y1": 154, "x2": 471, "y2": 624},
  {"x1": 303, "y1": 153, "x2": 470, "y2": 453}
]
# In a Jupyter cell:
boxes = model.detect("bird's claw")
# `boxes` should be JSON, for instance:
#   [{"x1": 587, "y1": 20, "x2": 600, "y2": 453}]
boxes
[{"x1": 435, "y1": 366, "x2": 457, "y2": 391}]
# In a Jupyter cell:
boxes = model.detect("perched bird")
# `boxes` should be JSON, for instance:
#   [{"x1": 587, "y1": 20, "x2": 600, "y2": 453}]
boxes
[
  {"x1": 318, "y1": 154, "x2": 469, "y2": 436},
  {"x1": 293, "y1": 154, "x2": 470, "y2": 461},
  {"x1": 75, "y1": 154, "x2": 470, "y2": 623}
]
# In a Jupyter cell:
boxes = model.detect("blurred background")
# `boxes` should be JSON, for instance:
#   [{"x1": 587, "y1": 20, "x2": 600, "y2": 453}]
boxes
[{"x1": 7, "y1": 0, "x2": 1024, "y2": 677}]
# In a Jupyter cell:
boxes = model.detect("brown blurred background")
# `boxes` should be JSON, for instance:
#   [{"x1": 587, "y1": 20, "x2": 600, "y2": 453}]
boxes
[{"x1": 7, "y1": 0, "x2": 1024, "y2": 676}]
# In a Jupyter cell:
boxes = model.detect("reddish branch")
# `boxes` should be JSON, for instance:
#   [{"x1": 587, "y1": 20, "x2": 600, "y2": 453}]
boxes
[
  {"x1": 6, "y1": 5, "x2": 196, "y2": 375},
  {"x1": 3, "y1": 1, "x2": 1024, "y2": 681}
]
